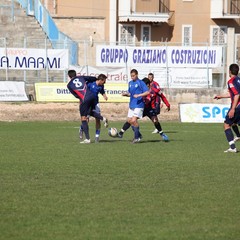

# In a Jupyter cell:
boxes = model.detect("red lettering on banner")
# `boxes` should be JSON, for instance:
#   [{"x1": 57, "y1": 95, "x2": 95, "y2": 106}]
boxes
[
  {"x1": 6, "y1": 49, "x2": 28, "y2": 56},
  {"x1": 78, "y1": 72, "x2": 128, "y2": 82}
]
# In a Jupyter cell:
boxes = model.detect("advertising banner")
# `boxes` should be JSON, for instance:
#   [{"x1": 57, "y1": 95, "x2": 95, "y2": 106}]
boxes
[
  {"x1": 96, "y1": 45, "x2": 222, "y2": 68},
  {"x1": 179, "y1": 103, "x2": 230, "y2": 123},
  {"x1": 70, "y1": 65, "x2": 212, "y2": 88},
  {"x1": 169, "y1": 68, "x2": 212, "y2": 88},
  {"x1": 70, "y1": 65, "x2": 129, "y2": 83},
  {"x1": 0, "y1": 48, "x2": 69, "y2": 70},
  {"x1": 35, "y1": 83, "x2": 129, "y2": 102},
  {"x1": 0, "y1": 81, "x2": 28, "y2": 101}
]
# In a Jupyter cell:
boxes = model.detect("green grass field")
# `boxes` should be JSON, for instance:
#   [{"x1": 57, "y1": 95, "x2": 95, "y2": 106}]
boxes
[{"x1": 1, "y1": 121, "x2": 240, "y2": 240}]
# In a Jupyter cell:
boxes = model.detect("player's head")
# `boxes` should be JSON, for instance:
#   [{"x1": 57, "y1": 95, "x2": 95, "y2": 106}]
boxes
[
  {"x1": 97, "y1": 74, "x2": 107, "y2": 85},
  {"x1": 148, "y1": 73, "x2": 154, "y2": 82},
  {"x1": 68, "y1": 69, "x2": 77, "y2": 78},
  {"x1": 130, "y1": 69, "x2": 138, "y2": 81},
  {"x1": 142, "y1": 77, "x2": 150, "y2": 88},
  {"x1": 229, "y1": 64, "x2": 239, "y2": 76}
]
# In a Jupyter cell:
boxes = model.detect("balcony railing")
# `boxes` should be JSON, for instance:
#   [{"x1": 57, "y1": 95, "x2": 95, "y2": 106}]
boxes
[
  {"x1": 230, "y1": 0, "x2": 240, "y2": 15},
  {"x1": 134, "y1": 0, "x2": 170, "y2": 14}
]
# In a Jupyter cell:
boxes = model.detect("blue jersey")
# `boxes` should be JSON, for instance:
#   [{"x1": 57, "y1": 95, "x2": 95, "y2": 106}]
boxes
[
  {"x1": 128, "y1": 78, "x2": 149, "y2": 108},
  {"x1": 87, "y1": 81, "x2": 105, "y2": 103}
]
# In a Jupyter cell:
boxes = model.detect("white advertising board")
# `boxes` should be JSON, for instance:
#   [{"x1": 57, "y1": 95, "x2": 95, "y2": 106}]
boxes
[
  {"x1": 179, "y1": 103, "x2": 230, "y2": 123},
  {"x1": 0, "y1": 81, "x2": 28, "y2": 101}
]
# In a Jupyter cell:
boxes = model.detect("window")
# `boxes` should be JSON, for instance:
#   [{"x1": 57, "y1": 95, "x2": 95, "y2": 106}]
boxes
[
  {"x1": 141, "y1": 25, "x2": 151, "y2": 46},
  {"x1": 119, "y1": 24, "x2": 135, "y2": 45},
  {"x1": 182, "y1": 25, "x2": 192, "y2": 46},
  {"x1": 210, "y1": 26, "x2": 227, "y2": 45}
]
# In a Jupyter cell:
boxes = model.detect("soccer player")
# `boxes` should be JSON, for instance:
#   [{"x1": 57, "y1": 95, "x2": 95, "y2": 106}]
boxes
[
  {"x1": 214, "y1": 63, "x2": 240, "y2": 153},
  {"x1": 79, "y1": 74, "x2": 108, "y2": 143},
  {"x1": 117, "y1": 69, "x2": 149, "y2": 143},
  {"x1": 147, "y1": 73, "x2": 170, "y2": 135},
  {"x1": 67, "y1": 70, "x2": 107, "y2": 144},
  {"x1": 142, "y1": 77, "x2": 169, "y2": 142}
]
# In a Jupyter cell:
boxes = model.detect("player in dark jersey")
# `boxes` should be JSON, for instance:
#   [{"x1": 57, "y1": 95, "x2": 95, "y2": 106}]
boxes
[
  {"x1": 79, "y1": 74, "x2": 108, "y2": 143},
  {"x1": 214, "y1": 63, "x2": 240, "y2": 153},
  {"x1": 142, "y1": 77, "x2": 169, "y2": 142},
  {"x1": 147, "y1": 73, "x2": 170, "y2": 134},
  {"x1": 67, "y1": 70, "x2": 107, "y2": 144}
]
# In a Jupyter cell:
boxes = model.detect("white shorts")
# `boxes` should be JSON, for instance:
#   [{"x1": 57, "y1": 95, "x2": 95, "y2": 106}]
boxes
[
  {"x1": 94, "y1": 103, "x2": 101, "y2": 114},
  {"x1": 127, "y1": 108, "x2": 144, "y2": 119}
]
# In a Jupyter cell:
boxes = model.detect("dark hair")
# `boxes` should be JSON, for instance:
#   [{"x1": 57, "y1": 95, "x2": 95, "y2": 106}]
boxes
[
  {"x1": 68, "y1": 69, "x2": 77, "y2": 78},
  {"x1": 97, "y1": 74, "x2": 107, "y2": 81},
  {"x1": 130, "y1": 69, "x2": 138, "y2": 75},
  {"x1": 142, "y1": 77, "x2": 150, "y2": 85},
  {"x1": 229, "y1": 64, "x2": 239, "y2": 76},
  {"x1": 148, "y1": 73, "x2": 154, "y2": 78}
]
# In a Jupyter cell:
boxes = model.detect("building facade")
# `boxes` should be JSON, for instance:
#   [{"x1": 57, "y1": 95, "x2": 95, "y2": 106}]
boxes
[{"x1": 41, "y1": 0, "x2": 240, "y2": 82}]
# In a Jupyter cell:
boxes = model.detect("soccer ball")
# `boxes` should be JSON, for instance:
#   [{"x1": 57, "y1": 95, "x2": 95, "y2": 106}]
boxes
[{"x1": 108, "y1": 127, "x2": 118, "y2": 137}]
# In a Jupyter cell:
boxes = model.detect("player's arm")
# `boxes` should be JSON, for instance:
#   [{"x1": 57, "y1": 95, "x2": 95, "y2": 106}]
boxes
[
  {"x1": 83, "y1": 76, "x2": 97, "y2": 83},
  {"x1": 159, "y1": 92, "x2": 170, "y2": 111},
  {"x1": 133, "y1": 90, "x2": 150, "y2": 98},
  {"x1": 229, "y1": 94, "x2": 240, "y2": 118},
  {"x1": 102, "y1": 93, "x2": 108, "y2": 101},
  {"x1": 214, "y1": 92, "x2": 230, "y2": 99},
  {"x1": 122, "y1": 92, "x2": 130, "y2": 97}
]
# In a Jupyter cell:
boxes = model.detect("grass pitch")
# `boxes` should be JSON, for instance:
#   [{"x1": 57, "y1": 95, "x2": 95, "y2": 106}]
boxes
[{"x1": 1, "y1": 121, "x2": 240, "y2": 240}]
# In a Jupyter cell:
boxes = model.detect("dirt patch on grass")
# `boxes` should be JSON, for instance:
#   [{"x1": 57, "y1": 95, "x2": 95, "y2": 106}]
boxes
[{"x1": 0, "y1": 102, "x2": 179, "y2": 122}]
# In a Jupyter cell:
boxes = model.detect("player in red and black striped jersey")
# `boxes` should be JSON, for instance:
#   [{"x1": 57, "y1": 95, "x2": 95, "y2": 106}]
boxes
[
  {"x1": 142, "y1": 77, "x2": 169, "y2": 142},
  {"x1": 148, "y1": 73, "x2": 170, "y2": 134},
  {"x1": 214, "y1": 63, "x2": 240, "y2": 153}
]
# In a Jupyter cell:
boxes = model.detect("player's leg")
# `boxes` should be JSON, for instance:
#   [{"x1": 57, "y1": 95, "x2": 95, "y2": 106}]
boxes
[
  {"x1": 91, "y1": 103, "x2": 108, "y2": 127},
  {"x1": 232, "y1": 123, "x2": 240, "y2": 142},
  {"x1": 152, "y1": 103, "x2": 161, "y2": 133},
  {"x1": 224, "y1": 123, "x2": 237, "y2": 152},
  {"x1": 154, "y1": 119, "x2": 169, "y2": 142},
  {"x1": 79, "y1": 116, "x2": 89, "y2": 139},
  {"x1": 79, "y1": 102, "x2": 91, "y2": 143},
  {"x1": 95, "y1": 118, "x2": 101, "y2": 143},
  {"x1": 130, "y1": 108, "x2": 143, "y2": 143},
  {"x1": 118, "y1": 120, "x2": 131, "y2": 138},
  {"x1": 224, "y1": 107, "x2": 240, "y2": 152}
]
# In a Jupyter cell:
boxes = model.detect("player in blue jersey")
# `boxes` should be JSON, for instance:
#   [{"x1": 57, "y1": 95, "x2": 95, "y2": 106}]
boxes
[
  {"x1": 117, "y1": 69, "x2": 149, "y2": 143},
  {"x1": 79, "y1": 74, "x2": 108, "y2": 143},
  {"x1": 67, "y1": 70, "x2": 107, "y2": 144},
  {"x1": 214, "y1": 63, "x2": 240, "y2": 153}
]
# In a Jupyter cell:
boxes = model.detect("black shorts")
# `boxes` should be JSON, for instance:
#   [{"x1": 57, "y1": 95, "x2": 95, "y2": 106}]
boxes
[
  {"x1": 224, "y1": 105, "x2": 240, "y2": 126},
  {"x1": 155, "y1": 103, "x2": 161, "y2": 115},
  {"x1": 143, "y1": 108, "x2": 157, "y2": 119},
  {"x1": 79, "y1": 98, "x2": 95, "y2": 117}
]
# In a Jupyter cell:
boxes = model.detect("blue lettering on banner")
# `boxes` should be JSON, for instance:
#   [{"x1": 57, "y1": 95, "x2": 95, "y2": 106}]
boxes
[
  {"x1": 57, "y1": 88, "x2": 71, "y2": 94},
  {"x1": 0, "y1": 56, "x2": 10, "y2": 68},
  {"x1": 101, "y1": 48, "x2": 128, "y2": 63},
  {"x1": 171, "y1": 49, "x2": 216, "y2": 64},
  {"x1": 202, "y1": 106, "x2": 229, "y2": 118},
  {"x1": 15, "y1": 56, "x2": 61, "y2": 69},
  {"x1": 132, "y1": 49, "x2": 166, "y2": 64}
]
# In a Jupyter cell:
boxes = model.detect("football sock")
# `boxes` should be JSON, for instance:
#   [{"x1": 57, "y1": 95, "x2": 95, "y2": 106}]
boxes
[
  {"x1": 132, "y1": 126, "x2": 140, "y2": 139},
  {"x1": 224, "y1": 128, "x2": 236, "y2": 149},
  {"x1": 232, "y1": 125, "x2": 240, "y2": 137},
  {"x1": 82, "y1": 120, "x2": 90, "y2": 139},
  {"x1": 154, "y1": 122, "x2": 163, "y2": 133},
  {"x1": 120, "y1": 122, "x2": 131, "y2": 135},
  {"x1": 95, "y1": 129, "x2": 100, "y2": 138}
]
